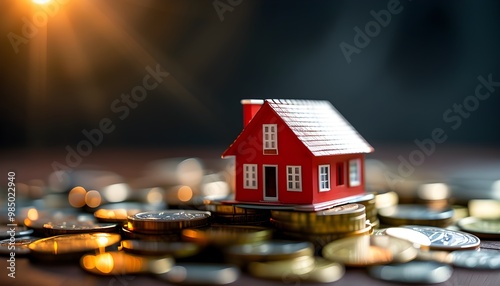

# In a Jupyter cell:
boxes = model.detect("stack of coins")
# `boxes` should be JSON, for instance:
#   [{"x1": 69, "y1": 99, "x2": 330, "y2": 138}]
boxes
[
  {"x1": 123, "y1": 210, "x2": 211, "y2": 241},
  {"x1": 349, "y1": 193, "x2": 379, "y2": 228},
  {"x1": 270, "y1": 203, "x2": 372, "y2": 250},
  {"x1": 202, "y1": 201, "x2": 270, "y2": 225}
]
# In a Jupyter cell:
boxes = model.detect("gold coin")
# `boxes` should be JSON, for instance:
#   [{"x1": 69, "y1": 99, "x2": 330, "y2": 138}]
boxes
[
  {"x1": 81, "y1": 251, "x2": 174, "y2": 275},
  {"x1": 182, "y1": 225, "x2": 272, "y2": 246},
  {"x1": 225, "y1": 241, "x2": 314, "y2": 265},
  {"x1": 127, "y1": 210, "x2": 210, "y2": 234},
  {"x1": 271, "y1": 203, "x2": 365, "y2": 224},
  {"x1": 29, "y1": 233, "x2": 121, "y2": 262},
  {"x1": 203, "y1": 201, "x2": 261, "y2": 215},
  {"x1": 322, "y1": 235, "x2": 417, "y2": 266},
  {"x1": 468, "y1": 200, "x2": 500, "y2": 220},
  {"x1": 121, "y1": 240, "x2": 200, "y2": 258},
  {"x1": 457, "y1": 217, "x2": 500, "y2": 239},
  {"x1": 270, "y1": 214, "x2": 366, "y2": 234},
  {"x1": 248, "y1": 256, "x2": 315, "y2": 279}
]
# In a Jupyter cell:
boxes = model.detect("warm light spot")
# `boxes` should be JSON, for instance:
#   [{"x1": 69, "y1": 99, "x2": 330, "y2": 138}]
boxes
[
  {"x1": 69, "y1": 186, "x2": 87, "y2": 208},
  {"x1": 27, "y1": 208, "x2": 39, "y2": 221},
  {"x1": 85, "y1": 190, "x2": 102, "y2": 208},
  {"x1": 147, "y1": 187, "x2": 163, "y2": 204},
  {"x1": 82, "y1": 255, "x2": 96, "y2": 269},
  {"x1": 54, "y1": 241, "x2": 58, "y2": 255},
  {"x1": 95, "y1": 253, "x2": 114, "y2": 274},
  {"x1": 96, "y1": 236, "x2": 109, "y2": 248},
  {"x1": 32, "y1": 0, "x2": 52, "y2": 4},
  {"x1": 418, "y1": 183, "x2": 449, "y2": 200},
  {"x1": 102, "y1": 183, "x2": 130, "y2": 203},
  {"x1": 177, "y1": 186, "x2": 193, "y2": 202}
]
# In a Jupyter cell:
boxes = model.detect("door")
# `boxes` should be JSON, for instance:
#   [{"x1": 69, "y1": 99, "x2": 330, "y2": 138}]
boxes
[{"x1": 263, "y1": 165, "x2": 278, "y2": 201}]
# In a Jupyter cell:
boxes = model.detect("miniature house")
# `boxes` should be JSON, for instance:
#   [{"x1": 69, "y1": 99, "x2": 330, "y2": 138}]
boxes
[{"x1": 222, "y1": 99, "x2": 374, "y2": 205}]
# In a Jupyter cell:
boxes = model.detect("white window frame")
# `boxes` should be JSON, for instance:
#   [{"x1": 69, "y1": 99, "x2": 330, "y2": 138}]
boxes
[
  {"x1": 286, "y1": 166, "x2": 302, "y2": 191},
  {"x1": 243, "y1": 164, "x2": 258, "y2": 189},
  {"x1": 319, "y1": 164, "x2": 330, "y2": 192},
  {"x1": 349, "y1": 159, "x2": 361, "y2": 187},
  {"x1": 263, "y1": 124, "x2": 278, "y2": 153}
]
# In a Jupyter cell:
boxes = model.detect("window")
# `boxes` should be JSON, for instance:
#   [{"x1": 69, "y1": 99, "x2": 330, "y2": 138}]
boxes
[
  {"x1": 243, "y1": 164, "x2": 257, "y2": 189},
  {"x1": 263, "y1": 124, "x2": 278, "y2": 154},
  {"x1": 287, "y1": 166, "x2": 302, "y2": 191},
  {"x1": 319, "y1": 165, "x2": 330, "y2": 191},
  {"x1": 336, "y1": 162, "x2": 345, "y2": 186},
  {"x1": 349, "y1": 159, "x2": 361, "y2": 187}
]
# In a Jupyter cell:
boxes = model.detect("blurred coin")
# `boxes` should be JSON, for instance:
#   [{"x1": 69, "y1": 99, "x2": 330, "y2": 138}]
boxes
[
  {"x1": 43, "y1": 221, "x2": 117, "y2": 236},
  {"x1": 374, "y1": 227, "x2": 431, "y2": 250},
  {"x1": 402, "y1": 225, "x2": 480, "y2": 250},
  {"x1": 81, "y1": 251, "x2": 174, "y2": 275},
  {"x1": 24, "y1": 210, "x2": 95, "y2": 236},
  {"x1": 121, "y1": 240, "x2": 199, "y2": 258},
  {"x1": 369, "y1": 261, "x2": 452, "y2": 284},
  {"x1": 156, "y1": 264, "x2": 240, "y2": 285},
  {"x1": 271, "y1": 204, "x2": 365, "y2": 223},
  {"x1": 127, "y1": 210, "x2": 210, "y2": 234},
  {"x1": 226, "y1": 241, "x2": 313, "y2": 265},
  {"x1": 322, "y1": 235, "x2": 417, "y2": 266},
  {"x1": 451, "y1": 249, "x2": 500, "y2": 269},
  {"x1": 378, "y1": 205, "x2": 453, "y2": 227},
  {"x1": 0, "y1": 225, "x2": 33, "y2": 239},
  {"x1": 248, "y1": 256, "x2": 315, "y2": 279},
  {"x1": 0, "y1": 236, "x2": 38, "y2": 256},
  {"x1": 29, "y1": 233, "x2": 121, "y2": 262},
  {"x1": 468, "y1": 200, "x2": 500, "y2": 219},
  {"x1": 121, "y1": 225, "x2": 181, "y2": 242},
  {"x1": 270, "y1": 214, "x2": 366, "y2": 234},
  {"x1": 182, "y1": 225, "x2": 272, "y2": 246},
  {"x1": 94, "y1": 202, "x2": 158, "y2": 223},
  {"x1": 299, "y1": 258, "x2": 345, "y2": 283},
  {"x1": 457, "y1": 217, "x2": 500, "y2": 239},
  {"x1": 375, "y1": 191, "x2": 399, "y2": 210}
]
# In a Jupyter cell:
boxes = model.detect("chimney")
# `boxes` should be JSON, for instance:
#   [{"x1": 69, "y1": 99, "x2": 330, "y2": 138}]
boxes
[{"x1": 241, "y1": 99, "x2": 264, "y2": 127}]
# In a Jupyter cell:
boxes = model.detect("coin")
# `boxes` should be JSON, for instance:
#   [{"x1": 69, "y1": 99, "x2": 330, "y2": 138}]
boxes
[
  {"x1": 270, "y1": 203, "x2": 365, "y2": 223},
  {"x1": 0, "y1": 225, "x2": 34, "y2": 239},
  {"x1": 369, "y1": 261, "x2": 452, "y2": 284},
  {"x1": 29, "y1": 233, "x2": 121, "y2": 262},
  {"x1": 374, "y1": 227, "x2": 431, "y2": 250},
  {"x1": 248, "y1": 256, "x2": 316, "y2": 279},
  {"x1": 457, "y1": 217, "x2": 500, "y2": 239},
  {"x1": 121, "y1": 240, "x2": 199, "y2": 258},
  {"x1": 203, "y1": 201, "x2": 260, "y2": 215},
  {"x1": 182, "y1": 225, "x2": 272, "y2": 246},
  {"x1": 121, "y1": 225, "x2": 181, "y2": 242},
  {"x1": 468, "y1": 200, "x2": 500, "y2": 219},
  {"x1": 127, "y1": 210, "x2": 210, "y2": 234},
  {"x1": 24, "y1": 211, "x2": 96, "y2": 236},
  {"x1": 81, "y1": 251, "x2": 174, "y2": 275},
  {"x1": 270, "y1": 214, "x2": 366, "y2": 234},
  {"x1": 451, "y1": 249, "x2": 500, "y2": 269},
  {"x1": 43, "y1": 221, "x2": 117, "y2": 236},
  {"x1": 322, "y1": 235, "x2": 417, "y2": 266},
  {"x1": 212, "y1": 212, "x2": 271, "y2": 225},
  {"x1": 378, "y1": 205, "x2": 454, "y2": 227},
  {"x1": 298, "y1": 258, "x2": 345, "y2": 283},
  {"x1": 156, "y1": 264, "x2": 240, "y2": 285},
  {"x1": 225, "y1": 241, "x2": 314, "y2": 265},
  {"x1": 0, "y1": 236, "x2": 38, "y2": 256},
  {"x1": 375, "y1": 191, "x2": 399, "y2": 209},
  {"x1": 94, "y1": 202, "x2": 151, "y2": 223},
  {"x1": 402, "y1": 225, "x2": 480, "y2": 250}
]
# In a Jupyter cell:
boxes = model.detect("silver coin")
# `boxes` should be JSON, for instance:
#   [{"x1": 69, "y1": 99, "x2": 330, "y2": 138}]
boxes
[
  {"x1": 0, "y1": 236, "x2": 38, "y2": 255},
  {"x1": 369, "y1": 261, "x2": 452, "y2": 284},
  {"x1": 157, "y1": 264, "x2": 240, "y2": 285},
  {"x1": 402, "y1": 225, "x2": 480, "y2": 250},
  {"x1": 378, "y1": 205, "x2": 453, "y2": 220},
  {"x1": 132, "y1": 210, "x2": 210, "y2": 221},
  {"x1": 451, "y1": 249, "x2": 500, "y2": 269}
]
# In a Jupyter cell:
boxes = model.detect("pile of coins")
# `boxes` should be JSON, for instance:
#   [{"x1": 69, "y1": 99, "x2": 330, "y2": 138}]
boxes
[{"x1": 202, "y1": 201, "x2": 270, "y2": 225}]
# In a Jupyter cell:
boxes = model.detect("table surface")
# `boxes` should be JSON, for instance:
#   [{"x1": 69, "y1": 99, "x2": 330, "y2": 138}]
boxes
[{"x1": 1, "y1": 146, "x2": 500, "y2": 286}]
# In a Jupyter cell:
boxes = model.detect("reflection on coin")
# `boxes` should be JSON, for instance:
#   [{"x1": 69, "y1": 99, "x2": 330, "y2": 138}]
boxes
[
  {"x1": 322, "y1": 235, "x2": 417, "y2": 266},
  {"x1": 0, "y1": 236, "x2": 38, "y2": 255},
  {"x1": 0, "y1": 225, "x2": 34, "y2": 239},
  {"x1": 121, "y1": 240, "x2": 199, "y2": 258},
  {"x1": 29, "y1": 233, "x2": 121, "y2": 262},
  {"x1": 451, "y1": 249, "x2": 500, "y2": 269},
  {"x1": 378, "y1": 205, "x2": 453, "y2": 227},
  {"x1": 457, "y1": 217, "x2": 500, "y2": 239},
  {"x1": 81, "y1": 251, "x2": 174, "y2": 275},
  {"x1": 375, "y1": 227, "x2": 431, "y2": 250},
  {"x1": 43, "y1": 221, "x2": 117, "y2": 236},
  {"x1": 156, "y1": 264, "x2": 240, "y2": 285},
  {"x1": 402, "y1": 225, "x2": 480, "y2": 250},
  {"x1": 182, "y1": 225, "x2": 272, "y2": 246},
  {"x1": 226, "y1": 241, "x2": 314, "y2": 265},
  {"x1": 369, "y1": 261, "x2": 452, "y2": 284},
  {"x1": 299, "y1": 258, "x2": 345, "y2": 283},
  {"x1": 127, "y1": 210, "x2": 210, "y2": 234},
  {"x1": 248, "y1": 256, "x2": 315, "y2": 279}
]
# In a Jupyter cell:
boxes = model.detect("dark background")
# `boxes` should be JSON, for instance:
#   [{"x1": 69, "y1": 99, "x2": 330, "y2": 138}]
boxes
[{"x1": 1, "y1": 0, "x2": 500, "y2": 151}]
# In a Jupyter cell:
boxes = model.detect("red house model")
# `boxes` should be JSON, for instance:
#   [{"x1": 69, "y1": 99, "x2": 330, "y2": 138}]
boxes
[{"x1": 222, "y1": 99, "x2": 374, "y2": 206}]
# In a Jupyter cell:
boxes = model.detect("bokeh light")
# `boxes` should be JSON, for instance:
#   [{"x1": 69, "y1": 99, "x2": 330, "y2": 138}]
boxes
[
  {"x1": 68, "y1": 186, "x2": 87, "y2": 208},
  {"x1": 85, "y1": 190, "x2": 102, "y2": 208},
  {"x1": 177, "y1": 186, "x2": 193, "y2": 202}
]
